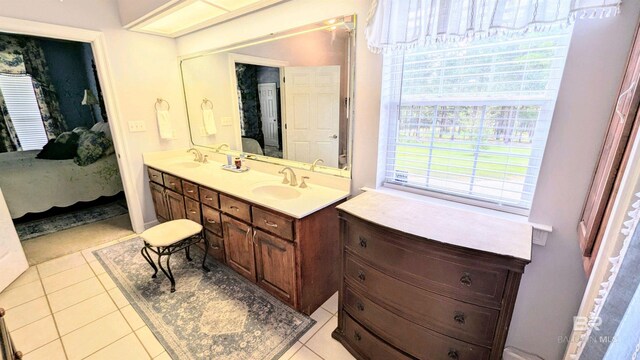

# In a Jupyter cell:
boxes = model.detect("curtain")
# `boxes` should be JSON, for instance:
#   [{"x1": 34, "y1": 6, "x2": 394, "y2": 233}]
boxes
[{"x1": 366, "y1": 0, "x2": 622, "y2": 53}]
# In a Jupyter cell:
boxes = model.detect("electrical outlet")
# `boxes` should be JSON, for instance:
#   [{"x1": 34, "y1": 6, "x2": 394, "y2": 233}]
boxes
[
  {"x1": 128, "y1": 121, "x2": 146, "y2": 132},
  {"x1": 221, "y1": 117, "x2": 233, "y2": 126}
]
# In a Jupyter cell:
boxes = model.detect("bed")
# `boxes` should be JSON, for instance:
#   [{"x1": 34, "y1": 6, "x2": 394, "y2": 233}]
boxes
[{"x1": 0, "y1": 150, "x2": 124, "y2": 219}]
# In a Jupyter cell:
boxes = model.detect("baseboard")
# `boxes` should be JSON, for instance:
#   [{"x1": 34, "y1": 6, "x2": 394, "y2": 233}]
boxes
[{"x1": 143, "y1": 219, "x2": 160, "y2": 230}]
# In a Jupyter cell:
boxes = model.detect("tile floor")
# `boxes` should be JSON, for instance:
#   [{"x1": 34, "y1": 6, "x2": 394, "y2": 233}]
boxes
[{"x1": 1, "y1": 234, "x2": 355, "y2": 360}]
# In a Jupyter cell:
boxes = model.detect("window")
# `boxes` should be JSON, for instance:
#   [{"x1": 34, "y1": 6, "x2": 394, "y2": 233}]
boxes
[
  {"x1": 382, "y1": 29, "x2": 573, "y2": 212},
  {"x1": 0, "y1": 74, "x2": 48, "y2": 150}
]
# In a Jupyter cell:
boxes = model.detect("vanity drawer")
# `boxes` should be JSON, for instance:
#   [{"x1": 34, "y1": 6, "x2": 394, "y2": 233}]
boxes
[
  {"x1": 148, "y1": 168, "x2": 163, "y2": 185},
  {"x1": 200, "y1": 187, "x2": 220, "y2": 209},
  {"x1": 182, "y1": 180, "x2": 199, "y2": 201},
  {"x1": 202, "y1": 205, "x2": 222, "y2": 236},
  {"x1": 342, "y1": 288, "x2": 491, "y2": 360},
  {"x1": 185, "y1": 197, "x2": 202, "y2": 224},
  {"x1": 205, "y1": 230, "x2": 225, "y2": 263},
  {"x1": 344, "y1": 254, "x2": 499, "y2": 347},
  {"x1": 341, "y1": 313, "x2": 411, "y2": 360},
  {"x1": 162, "y1": 174, "x2": 183, "y2": 194},
  {"x1": 252, "y1": 207, "x2": 294, "y2": 241},
  {"x1": 220, "y1": 194, "x2": 251, "y2": 223},
  {"x1": 345, "y1": 220, "x2": 508, "y2": 307}
]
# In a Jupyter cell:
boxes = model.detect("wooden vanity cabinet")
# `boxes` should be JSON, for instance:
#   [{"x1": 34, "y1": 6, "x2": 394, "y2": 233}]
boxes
[
  {"x1": 222, "y1": 214, "x2": 256, "y2": 281},
  {"x1": 148, "y1": 174, "x2": 186, "y2": 222},
  {"x1": 254, "y1": 229, "x2": 297, "y2": 303}
]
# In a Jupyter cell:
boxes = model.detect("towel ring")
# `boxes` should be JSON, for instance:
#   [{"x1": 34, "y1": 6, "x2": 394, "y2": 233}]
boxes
[
  {"x1": 201, "y1": 98, "x2": 214, "y2": 110},
  {"x1": 155, "y1": 98, "x2": 170, "y2": 111}
]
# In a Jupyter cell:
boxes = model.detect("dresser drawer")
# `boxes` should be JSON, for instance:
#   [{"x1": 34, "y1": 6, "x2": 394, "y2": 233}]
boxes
[
  {"x1": 204, "y1": 230, "x2": 225, "y2": 263},
  {"x1": 162, "y1": 174, "x2": 183, "y2": 194},
  {"x1": 344, "y1": 254, "x2": 499, "y2": 347},
  {"x1": 185, "y1": 197, "x2": 202, "y2": 224},
  {"x1": 345, "y1": 220, "x2": 508, "y2": 307},
  {"x1": 220, "y1": 194, "x2": 251, "y2": 223},
  {"x1": 182, "y1": 180, "x2": 199, "y2": 201},
  {"x1": 252, "y1": 207, "x2": 294, "y2": 241},
  {"x1": 341, "y1": 313, "x2": 411, "y2": 360},
  {"x1": 200, "y1": 187, "x2": 219, "y2": 209},
  {"x1": 202, "y1": 205, "x2": 222, "y2": 236},
  {"x1": 342, "y1": 289, "x2": 491, "y2": 360},
  {"x1": 147, "y1": 168, "x2": 163, "y2": 185}
]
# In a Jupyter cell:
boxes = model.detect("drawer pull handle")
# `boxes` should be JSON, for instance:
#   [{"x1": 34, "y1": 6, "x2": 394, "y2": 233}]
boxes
[
  {"x1": 448, "y1": 350, "x2": 459, "y2": 360},
  {"x1": 169, "y1": 182, "x2": 176, "y2": 186},
  {"x1": 460, "y1": 273, "x2": 472, "y2": 287},
  {"x1": 264, "y1": 220, "x2": 278, "y2": 228},
  {"x1": 453, "y1": 312, "x2": 466, "y2": 325},
  {"x1": 357, "y1": 270, "x2": 366, "y2": 282},
  {"x1": 356, "y1": 302, "x2": 365, "y2": 311},
  {"x1": 205, "y1": 196, "x2": 214, "y2": 201},
  {"x1": 151, "y1": 174, "x2": 158, "y2": 178},
  {"x1": 187, "y1": 189, "x2": 195, "y2": 194},
  {"x1": 211, "y1": 244, "x2": 220, "y2": 249},
  {"x1": 189, "y1": 210, "x2": 197, "y2": 214},
  {"x1": 230, "y1": 205, "x2": 240, "y2": 212},
  {"x1": 353, "y1": 332, "x2": 361, "y2": 341},
  {"x1": 359, "y1": 236, "x2": 367, "y2": 248},
  {"x1": 206, "y1": 218, "x2": 216, "y2": 224}
]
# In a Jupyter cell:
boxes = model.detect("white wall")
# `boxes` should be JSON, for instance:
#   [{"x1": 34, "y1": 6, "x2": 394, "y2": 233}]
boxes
[
  {"x1": 0, "y1": 0, "x2": 190, "y2": 229},
  {"x1": 178, "y1": 1, "x2": 640, "y2": 359}
]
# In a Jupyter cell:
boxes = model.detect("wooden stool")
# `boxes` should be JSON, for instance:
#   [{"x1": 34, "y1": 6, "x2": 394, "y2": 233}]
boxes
[{"x1": 140, "y1": 219, "x2": 210, "y2": 292}]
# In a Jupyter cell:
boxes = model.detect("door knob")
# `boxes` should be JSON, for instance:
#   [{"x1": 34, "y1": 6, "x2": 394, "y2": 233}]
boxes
[{"x1": 329, "y1": 134, "x2": 337, "y2": 139}]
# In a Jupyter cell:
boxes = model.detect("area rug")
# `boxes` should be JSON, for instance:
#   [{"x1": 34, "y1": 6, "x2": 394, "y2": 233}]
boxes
[
  {"x1": 16, "y1": 201, "x2": 128, "y2": 241},
  {"x1": 94, "y1": 238, "x2": 315, "y2": 360}
]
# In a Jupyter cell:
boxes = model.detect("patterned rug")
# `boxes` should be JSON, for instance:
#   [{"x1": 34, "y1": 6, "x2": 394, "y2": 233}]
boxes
[
  {"x1": 16, "y1": 201, "x2": 128, "y2": 241},
  {"x1": 94, "y1": 238, "x2": 315, "y2": 360}
]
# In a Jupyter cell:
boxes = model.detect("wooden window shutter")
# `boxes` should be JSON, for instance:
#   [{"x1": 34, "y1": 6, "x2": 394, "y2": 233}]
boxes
[{"x1": 578, "y1": 21, "x2": 640, "y2": 275}]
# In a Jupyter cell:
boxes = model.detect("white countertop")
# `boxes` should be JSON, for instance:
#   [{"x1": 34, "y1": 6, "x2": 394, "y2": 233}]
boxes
[
  {"x1": 144, "y1": 154, "x2": 350, "y2": 219},
  {"x1": 336, "y1": 190, "x2": 532, "y2": 261}
]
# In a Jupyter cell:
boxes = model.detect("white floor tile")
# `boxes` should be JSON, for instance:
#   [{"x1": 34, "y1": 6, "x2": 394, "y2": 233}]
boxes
[
  {"x1": 154, "y1": 352, "x2": 172, "y2": 360},
  {"x1": 47, "y1": 277, "x2": 105, "y2": 313},
  {"x1": 85, "y1": 333, "x2": 150, "y2": 360},
  {"x1": 54, "y1": 292, "x2": 118, "y2": 335},
  {"x1": 41, "y1": 264, "x2": 94, "y2": 294},
  {"x1": 11, "y1": 315, "x2": 59, "y2": 355},
  {"x1": 320, "y1": 292, "x2": 339, "y2": 315},
  {"x1": 97, "y1": 272, "x2": 117, "y2": 290},
  {"x1": 305, "y1": 317, "x2": 355, "y2": 360},
  {"x1": 22, "y1": 339, "x2": 66, "y2": 360},
  {"x1": 136, "y1": 326, "x2": 166, "y2": 358},
  {"x1": 299, "y1": 307, "x2": 333, "y2": 344},
  {"x1": 279, "y1": 341, "x2": 304, "y2": 360},
  {"x1": 88, "y1": 260, "x2": 107, "y2": 275},
  {"x1": 61, "y1": 311, "x2": 132, "y2": 360},
  {"x1": 38, "y1": 252, "x2": 86, "y2": 278},
  {"x1": 0, "y1": 280, "x2": 45, "y2": 310},
  {"x1": 4, "y1": 297, "x2": 51, "y2": 331},
  {"x1": 108, "y1": 287, "x2": 129, "y2": 308},
  {"x1": 121, "y1": 305, "x2": 146, "y2": 331},
  {"x1": 290, "y1": 346, "x2": 323, "y2": 360},
  {"x1": 4, "y1": 266, "x2": 39, "y2": 292}
]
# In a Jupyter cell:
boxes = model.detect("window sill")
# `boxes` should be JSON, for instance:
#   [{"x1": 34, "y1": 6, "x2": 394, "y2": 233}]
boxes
[{"x1": 362, "y1": 185, "x2": 552, "y2": 247}]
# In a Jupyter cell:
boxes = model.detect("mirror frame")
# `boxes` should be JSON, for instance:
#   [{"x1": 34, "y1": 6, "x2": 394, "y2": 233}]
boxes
[{"x1": 179, "y1": 14, "x2": 357, "y2": 178}]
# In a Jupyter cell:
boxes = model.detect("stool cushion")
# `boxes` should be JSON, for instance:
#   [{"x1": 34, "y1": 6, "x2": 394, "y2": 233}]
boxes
[{"x1": 141, "y1": 219, "x2": 203, "y2": 247}]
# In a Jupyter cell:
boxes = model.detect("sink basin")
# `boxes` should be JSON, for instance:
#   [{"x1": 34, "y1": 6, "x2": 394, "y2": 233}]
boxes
[
  {"x1": 170, "y1": 161, "x2": 202, "y2": 169},
  {"x1": 252, "y1": 185, "x2": 301, "y2": 200}
]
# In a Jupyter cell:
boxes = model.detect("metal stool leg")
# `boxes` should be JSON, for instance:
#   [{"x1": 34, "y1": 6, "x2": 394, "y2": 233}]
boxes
[
  {"x1": 140, "y1": 245, "x2": 158, "y2": 278},
  {"x1": 157, "y1": 250, "x2": 176, "y2": 293},
  {"x1": 201, "y1": 233, "x2": 210, "y2": 272},
  {"x1": 185, "y1": 245, "x2": 192, "y2": 261}
]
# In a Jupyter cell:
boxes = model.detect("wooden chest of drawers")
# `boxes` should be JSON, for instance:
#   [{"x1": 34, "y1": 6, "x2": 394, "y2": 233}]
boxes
[{"x1": 332, "y1": 192, "x2": 531, "y2": 360}]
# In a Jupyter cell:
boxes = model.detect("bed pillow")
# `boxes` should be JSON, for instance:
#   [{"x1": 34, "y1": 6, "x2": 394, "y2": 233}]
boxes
[
  {"x1": 74, "y1": 130, "x2": 113, "y2": 166},
  {"x1": 36, "y1": 131, "x2": 80, "y2": 160},
  {"x1": 91, "y1": 121, "x2": 112, "y2": 141}
]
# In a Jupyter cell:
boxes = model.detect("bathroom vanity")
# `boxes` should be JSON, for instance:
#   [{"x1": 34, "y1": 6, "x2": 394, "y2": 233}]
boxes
[
  {"x1": 144, "y1": 152, "x2": 350, "y2": 315},
  {"x1": 332, "y1": 190, "x2": 532, "y2": 360}
]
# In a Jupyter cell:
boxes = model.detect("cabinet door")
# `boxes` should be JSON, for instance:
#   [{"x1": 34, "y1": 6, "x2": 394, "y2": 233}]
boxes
[
  {"x1": 185, "y1": 197, "x2": 202, "y2": 224},
  {"x1": 222, "y1": 215, "x2": 256, "y2": 281},
  {"x1": 166, "y1": 189, "x2": 186, "y2": 220},
  {"x1": 149, "y1": 182, "x2": 169, "y2": 222},
  {"x1": 254, "y1": 229, "x2": 297, "y2": 304}
]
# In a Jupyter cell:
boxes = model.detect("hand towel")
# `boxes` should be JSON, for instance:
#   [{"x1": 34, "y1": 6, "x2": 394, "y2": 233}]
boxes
[
  {"x1": 156, "y1": 110, "x2": 173, "y2": 139},
  {"x1": 203, "y1": 109, "x2": 217, "y2": 135}
]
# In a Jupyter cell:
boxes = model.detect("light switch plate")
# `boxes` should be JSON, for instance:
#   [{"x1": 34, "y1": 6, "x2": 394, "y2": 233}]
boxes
[
  {"x1": 128, "y1": 121, "x2": 146, "y2": 132},
  {"x1": 221, "y1": 117, "x2": 233, "y2": 126}
]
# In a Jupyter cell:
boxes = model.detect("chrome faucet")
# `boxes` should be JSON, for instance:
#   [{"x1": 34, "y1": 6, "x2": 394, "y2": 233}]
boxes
[
  {"x1": 278, "y1": 167, "x2": 298, "y2": 187},
  {"x1": 310, "y1": 159, "x2": 325, "y2": 172},
  {"x1": 188, "y1": 148, "x2": 204, "y2": 162},
  {"x1": 214, "y1": 143, "x2": 230, "y2": 152}
]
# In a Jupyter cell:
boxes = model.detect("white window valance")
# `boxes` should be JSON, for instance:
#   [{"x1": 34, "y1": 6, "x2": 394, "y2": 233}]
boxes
[{"x1": 366, "y1": 0, "x2": 622, "y2": 53}]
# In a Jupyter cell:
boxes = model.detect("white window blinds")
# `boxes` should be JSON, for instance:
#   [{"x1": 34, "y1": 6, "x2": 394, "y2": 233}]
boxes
[
  {"x1": 0, "y1": 74, "x2": 48, "y2": 151},
  {"x1": 382, "y1": 29, "x2": 573, "y2": 211}
]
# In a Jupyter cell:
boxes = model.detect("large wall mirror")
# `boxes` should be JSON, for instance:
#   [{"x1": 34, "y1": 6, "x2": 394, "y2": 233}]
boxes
[{"x1": 180, "y1": 15, "x2": 356, "y2": 177}]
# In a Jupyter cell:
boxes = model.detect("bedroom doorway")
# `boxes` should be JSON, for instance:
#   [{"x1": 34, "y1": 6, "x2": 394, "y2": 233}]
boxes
[{"x1": 0, "y1": 31, "x2": 134, "y2": 265}]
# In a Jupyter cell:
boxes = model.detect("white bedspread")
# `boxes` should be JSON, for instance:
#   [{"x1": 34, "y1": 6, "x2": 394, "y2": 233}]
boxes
[{"x1": 0, "y1": 150, "x2": 124, "y2": 219}]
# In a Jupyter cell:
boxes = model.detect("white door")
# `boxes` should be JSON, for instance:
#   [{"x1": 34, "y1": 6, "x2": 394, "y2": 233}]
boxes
[
  {"x1": 283, "y1": 66, "x2": 340, "y2": 167},
  {"x1": 258, "y1": 83, "x2": 279, "y2": 147},
  {"x1": 0, "y1": 188, "x2": 28, "y2": 292}
]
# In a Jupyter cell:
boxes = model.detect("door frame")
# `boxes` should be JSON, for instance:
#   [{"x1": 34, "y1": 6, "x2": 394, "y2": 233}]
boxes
[
  {"x1": 227, "y1": 53, "x2": 288, "y2": 155},
  {"x1": 0, "y1": 16, "x2": 145, "y2": 233}
]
